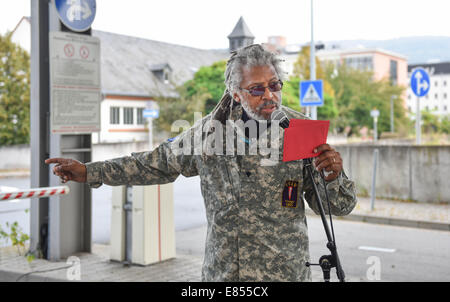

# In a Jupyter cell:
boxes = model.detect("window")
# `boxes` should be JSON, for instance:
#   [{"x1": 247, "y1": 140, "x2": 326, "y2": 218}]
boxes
[
  {"x1": 434, "y1": 105, "x2": 438, "y2": 110},
  {"x1": 445, "y1": 105, "x2": 448, "y2": 111},
  {"x1": 444, "y1": 80, "x2": 447, "y2": 86},
  {"x1": 389, "y1": 60, "x2": 398, "y2": 85},
  {"x1": 408, "y1": 94, "x2": 411, "y2": 100},
  {"x1": 124, "y1": 107, "x2": 134, "y2": 125},
  {"x1": 444, "y1": 93, "x2": 447, "y2": 99},
  {"x1": 137, "y1": 108, "x2": 144, "y2": 125},
  {"x1": 164, "y1": 70, "x2": 169, "y2": 84},
  {"x1": 435, "y1": 93, "x2": 438, "y2": 99},
  {"x1": 110, "y1": 107, "x2": 120, "y2": 125},
  {"x1": 435, "y1": 81, "x2": 438, "y2": 87}
]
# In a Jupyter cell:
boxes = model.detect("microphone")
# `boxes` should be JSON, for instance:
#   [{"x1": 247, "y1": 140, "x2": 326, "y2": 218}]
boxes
[
  {"x1": 273, "y1": 111, "x2": 345, "y2": 282},
  {"x1": 271, "y1": 109, "x2": 290, "y2": 129}
]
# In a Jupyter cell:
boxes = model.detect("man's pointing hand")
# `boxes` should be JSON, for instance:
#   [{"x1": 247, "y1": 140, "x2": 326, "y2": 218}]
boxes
[{"x1": 45, "y1": 158, "x2": 87, "y2": 183}]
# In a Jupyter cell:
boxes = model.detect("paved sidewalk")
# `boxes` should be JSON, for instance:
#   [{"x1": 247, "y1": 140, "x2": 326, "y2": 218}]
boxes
[
  {"x1": 326, "y1": 196, "x2": 450, "y2": 231},
  {"x1": 0, "y1": 233, "x2": 348, "y2": 282}
]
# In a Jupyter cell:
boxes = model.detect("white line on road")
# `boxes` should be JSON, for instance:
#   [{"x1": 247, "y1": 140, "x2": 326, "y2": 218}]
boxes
[{"x1": 358, "y1": 246, "x2": 396, "y2": 253}]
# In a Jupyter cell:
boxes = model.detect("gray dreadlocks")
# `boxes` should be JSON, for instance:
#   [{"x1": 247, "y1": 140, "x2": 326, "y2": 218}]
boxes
[{"x1": 209, "y1": 44, "x2": 286, "y2": 124}]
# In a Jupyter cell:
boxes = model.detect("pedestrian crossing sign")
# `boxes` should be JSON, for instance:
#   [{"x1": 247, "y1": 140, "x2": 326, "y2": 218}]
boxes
[{"x1": 300, "y1": 80, "x2": 324, "y2": 106}]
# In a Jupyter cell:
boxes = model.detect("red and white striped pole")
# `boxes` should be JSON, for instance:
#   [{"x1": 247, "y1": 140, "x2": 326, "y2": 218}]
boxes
[{"x1": 0, "y1": 186, "x2": 70, "y2": 202}]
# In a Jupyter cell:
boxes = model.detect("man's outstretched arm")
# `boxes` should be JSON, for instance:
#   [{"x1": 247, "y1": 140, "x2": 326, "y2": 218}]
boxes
[{"x1": 46, "y1": 130, "x2": 198, "y2": 188}]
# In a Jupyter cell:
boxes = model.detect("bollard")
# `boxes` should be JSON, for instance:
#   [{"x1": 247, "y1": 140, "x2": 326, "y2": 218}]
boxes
[
  {"x1": 370, "y1": 149, "x2": 379, "y2": 211},
  {"x1": 0, "y1": 186, "x2": 70, "y2": 202}
]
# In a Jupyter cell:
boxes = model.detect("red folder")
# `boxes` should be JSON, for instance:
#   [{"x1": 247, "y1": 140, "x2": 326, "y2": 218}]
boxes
[{"x1": 282, "y1": 119, "x2": 330, "y2": 162}]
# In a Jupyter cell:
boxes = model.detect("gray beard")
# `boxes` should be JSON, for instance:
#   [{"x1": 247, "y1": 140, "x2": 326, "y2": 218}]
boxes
[{"x1": 241, "y1": 99, "x2": 281, "y2": 120}]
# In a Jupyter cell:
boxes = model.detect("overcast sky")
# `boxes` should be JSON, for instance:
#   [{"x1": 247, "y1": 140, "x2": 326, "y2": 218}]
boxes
[{"x1": 1, "y1": 0, "x2": 449, "y2": 49}]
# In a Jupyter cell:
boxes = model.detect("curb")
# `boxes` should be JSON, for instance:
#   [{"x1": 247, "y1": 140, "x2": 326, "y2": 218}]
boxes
[
  {"x1": 0, "y1": 172, "x2": 30, "y2": 179},
  {"x1": 305, "y1": 209, "x2": 450, "y2": 232},
  {"x1": 0, "y1": 269, "x2": 68, "y2": 282}
]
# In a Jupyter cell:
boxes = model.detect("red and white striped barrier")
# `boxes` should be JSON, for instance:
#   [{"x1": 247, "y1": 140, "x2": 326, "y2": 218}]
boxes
[{"x1": 0, "y1": 186, "x2": 70, "y2": 202}]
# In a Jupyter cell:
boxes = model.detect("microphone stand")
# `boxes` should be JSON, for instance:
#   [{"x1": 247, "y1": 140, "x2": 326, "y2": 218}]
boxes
[{"x1": 303, "y1": 158, "x2": 345, "y2": 282}]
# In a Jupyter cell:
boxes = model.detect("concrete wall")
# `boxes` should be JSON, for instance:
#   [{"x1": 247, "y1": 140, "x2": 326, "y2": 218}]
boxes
[
  {"x1": 337, "y1": 145, "x2": 450, "y2": 203},
  {"x1": 0, "y1": 144, "x2": 30, "y2": 170}
]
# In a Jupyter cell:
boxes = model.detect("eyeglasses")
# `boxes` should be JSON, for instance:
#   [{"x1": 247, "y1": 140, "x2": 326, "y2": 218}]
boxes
[{"x1": 239, "y1": 80, "x2": 283, "y2": 97}]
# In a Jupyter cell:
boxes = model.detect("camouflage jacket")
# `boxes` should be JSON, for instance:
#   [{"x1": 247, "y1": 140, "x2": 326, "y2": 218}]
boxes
[{"x1": 85, "y1": 104, "x2": 357, "y2": 282}]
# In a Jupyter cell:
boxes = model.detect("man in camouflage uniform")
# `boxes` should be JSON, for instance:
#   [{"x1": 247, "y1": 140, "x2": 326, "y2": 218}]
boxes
[{"x1": 46, "y1": 44, "x2": 357, "y2": 282}]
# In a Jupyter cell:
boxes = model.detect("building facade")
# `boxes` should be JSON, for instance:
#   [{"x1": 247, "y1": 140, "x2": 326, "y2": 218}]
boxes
[{"x1": 316, "y1": 48, "x2": 408, "y2": 88}]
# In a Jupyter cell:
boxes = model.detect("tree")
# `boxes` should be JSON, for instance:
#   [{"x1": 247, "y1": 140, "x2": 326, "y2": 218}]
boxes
[
  {"x1": 184, "y1": 60, "x2": 227, "y2": 114},
  {"x1": 153, "y1": 61, "x2": 226, "y2": 135},
  {"x1": 421, "y1": 109, "x2": 441, "y2": 134},
  {"x1": 325, "y1": 64, "x2": 409, "y2": 137},
  {"x1": 292, "y1": 46, "x2": 335, "y2": 98},
  {"x1": 0, "y1": 32, "x2": 30, "y2": 145},
  {"x1": 287, "y1": 46, "x2": 339, "y2": 125},
  {"x1": 153, "y1": 85, "x2": 209, "y2": 135}
]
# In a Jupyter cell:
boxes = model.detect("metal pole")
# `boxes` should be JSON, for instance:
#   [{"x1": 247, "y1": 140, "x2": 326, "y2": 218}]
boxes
[
  {"x1": 30, "y1": 0, "x2": 50, "y2": 259},
  {"x1": 416, "y1": 96, "x2": 421, "y2": 144},
  {"x1": 148, "y1": 117, "x2": 153, "y2": 150},
  {"x1": 310, "y1": 0, "x2": 317, "y2": 120},
  {"x1": 370, "y1": 149, "x2": 379, "y2": 211},
  {"x1": 390, "y1": 95, "x2": 394, "y2": 133},
  {"x1": 373, "y1": 117, "x2": 378, "y2": 142}
]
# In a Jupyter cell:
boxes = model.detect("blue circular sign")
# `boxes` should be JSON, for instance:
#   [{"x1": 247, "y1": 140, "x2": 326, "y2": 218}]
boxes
[
  {"x1": 411, "y1": 68, "x2": 430, "y2": 97},
  {"x1": 54, "y1": 0, "x2": 96, "y2": 32}
]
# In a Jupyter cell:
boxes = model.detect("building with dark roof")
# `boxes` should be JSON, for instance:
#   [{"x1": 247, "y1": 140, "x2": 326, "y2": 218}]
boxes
[{"x1": 11, "y1": 17, "x2": 229, "y2": 143}]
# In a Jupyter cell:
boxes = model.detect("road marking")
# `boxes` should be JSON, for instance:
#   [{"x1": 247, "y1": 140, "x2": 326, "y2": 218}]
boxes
[{"x1": 358, "y1": 246, "x2": 396, "y2": 253}]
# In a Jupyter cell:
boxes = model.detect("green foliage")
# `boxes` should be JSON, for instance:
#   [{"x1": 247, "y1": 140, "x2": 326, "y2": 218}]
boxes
[
  {"x1": 153, "y1": 85, "x2": 210, "y2": 135},
  {"x1": 184, "y1": 60, "x2": 226, "y2": 114},
  {"x1": 0, "y1": 32, "x2": 30, "y2": 145},
  {"x1": 285, "y1": 47, "x2": 339, "y2": 125},
  {"x1": 441, "y1": 116, "x2": 450, "y2": 134},
  {"x1": 421, "y1": 110, "x2": 450, "y2": 135},
  {"x1": 421, "y1": 109, "x2": 440, "y2": 134},
  {"x1": 326, "y1": 64, "x2": 408, "y2": 136},
  {"x1": 292, "y1": 46, "x2": 335, "y2": 97},
  {"x1": 281, "y1": 77, "x2": 301, "y2": 112},
  {"x1": 154, "y1": 60, "x2": 226, "y2": 135},
  {"x1": 318, "y1": 94, "x2": 339, "y2": 130},
  {"x1": 0, "y1": 220, "x2": 30, "y2": 256}
]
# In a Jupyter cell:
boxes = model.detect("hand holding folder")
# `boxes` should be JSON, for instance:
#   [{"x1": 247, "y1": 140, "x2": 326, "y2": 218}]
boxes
[{"x1": 282, "y1": 119, "x2": 330, "y2": 162}]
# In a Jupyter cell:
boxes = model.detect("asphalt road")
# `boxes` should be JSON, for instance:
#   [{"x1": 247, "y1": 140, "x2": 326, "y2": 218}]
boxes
[{"x1": 1, "y1": 176, "x2": 449, "y2": 282}]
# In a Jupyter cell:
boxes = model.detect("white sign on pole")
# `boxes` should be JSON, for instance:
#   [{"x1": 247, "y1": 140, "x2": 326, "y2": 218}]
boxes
[
  {"x1": 49, "y1": 31, "x2": 101, "y2": 134},
  {"x1": 370, "y1": 109, "x2": 380, "y2": 118}
]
